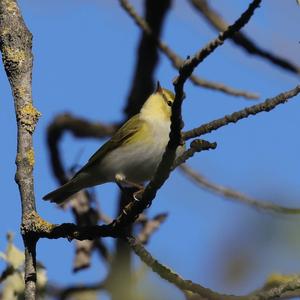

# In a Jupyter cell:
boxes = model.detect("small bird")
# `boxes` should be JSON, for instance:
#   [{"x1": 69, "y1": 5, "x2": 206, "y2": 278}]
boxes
[{"x1": 43, "y1": 82, "x2": 184, "y2": 204}]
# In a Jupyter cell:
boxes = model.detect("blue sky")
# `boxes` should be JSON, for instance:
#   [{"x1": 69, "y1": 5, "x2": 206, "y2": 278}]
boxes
[{"x1": 0, "y1": 0, "x2": 300, "y2": 299}]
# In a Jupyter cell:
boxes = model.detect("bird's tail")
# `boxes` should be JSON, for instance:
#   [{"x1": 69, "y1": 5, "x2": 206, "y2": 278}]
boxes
[{"x1": 43, "y1": 180, "x2": 81, "y2": 204}]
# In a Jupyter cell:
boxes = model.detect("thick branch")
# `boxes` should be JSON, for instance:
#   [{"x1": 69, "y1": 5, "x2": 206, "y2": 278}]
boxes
[
  {"x1": 190, "y1": 0, "x2": 300, "y2": 75},
  {"x1": 180, "y1": 164, "x2": 300, "y2": 215},
  {"x1": 119, "y1": 0, "x2": 259, "y2": 100},
  {"x1": 0, "y1": 1, "x2": 39, "y2": 299},
  {"x1": 183, "y1": 85, "x2": 300, "y2": 140}
]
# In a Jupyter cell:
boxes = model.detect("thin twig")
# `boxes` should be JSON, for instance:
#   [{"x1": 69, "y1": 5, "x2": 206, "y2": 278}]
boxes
[
  {"x1": 190, "y1": 0, "x2": 300, "y2": 75},
  {"x1": 137, "y1": 213, "x2": 168, "y2": 244},
  {"x1": 0, "y1": 1, "x2": 40, "y2": 299},
  {"x1": 183, "y1": 85, "x2": 300, "y2": 140},
  {"x1": 119, "y1": 0, "x2": 259, "y2": 100},
  {"x1": 173, "y1": 139, "x2": 217, "y2": 169},
  {"x1": 180, "y1": 164, "x2": 300, "y2": 215}
]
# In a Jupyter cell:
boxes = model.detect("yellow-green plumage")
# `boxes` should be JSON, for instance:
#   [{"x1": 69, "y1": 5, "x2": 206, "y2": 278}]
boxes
[{"x1": 43, "y1": 85, "x2": 183, "y2": 204}]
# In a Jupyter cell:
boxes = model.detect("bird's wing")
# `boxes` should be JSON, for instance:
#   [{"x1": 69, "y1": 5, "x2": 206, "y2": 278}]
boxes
[{"x1": 74, "y1": 114, "x2": 143, "y2": 175}]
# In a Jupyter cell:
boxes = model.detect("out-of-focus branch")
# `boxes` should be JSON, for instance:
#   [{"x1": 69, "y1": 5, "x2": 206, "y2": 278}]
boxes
[
  {"x1": 123, "y1": 0, "x2": 172, "y2": 117},
  {"x1": 0, "y1": 1, "x2": 40, "y2": 299},
  {"x1": 183, "y1": 85, "x2": 300, "y2": 140},
  {"x1": 137, "y1": 213, "x2": 168, "y2": 244},
  {"x1": 0, "y1": 266, "x2": 15, "y2": 283},
  {"x1": 47, "y1": 113, "x2": 116, "y2": 183},
  {"x1": 180, "y1": 164, "x2": 300, "y2": 215},
  {"x1": 190, "y1": 0, "x2": 300, "y2": 75},
  {"x1": 119, "y1": 0, "x2": 259, "y2": 100}
]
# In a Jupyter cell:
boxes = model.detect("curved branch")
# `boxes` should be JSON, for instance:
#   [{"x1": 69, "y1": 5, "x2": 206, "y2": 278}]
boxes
[{"x1": 47, "y1": 113, "x2": 116, "y2": 183}]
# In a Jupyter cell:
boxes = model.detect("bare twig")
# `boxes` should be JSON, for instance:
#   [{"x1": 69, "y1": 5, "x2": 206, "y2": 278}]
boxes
[
  {"x1": 173, "y1": 139, "x2": 217, "y2": 169},
  {"x1": 190, "y1": 0, "x2": 300, "y2": 75},
  {"x1": 0, "y1": 1, "x2": 40, "y2": 299},
  {"x1": 180, "y1": 164, "x2": 300, "y2": 215},
  {"x1": 119, "y1": 0, "x2": 259, "y2": 100},
  {"x1": 137, "y1": 213, "x2": 168, "y2": 244},
  {"x1": 183, "y1": 85, "x2": 300, "y2": 140}
]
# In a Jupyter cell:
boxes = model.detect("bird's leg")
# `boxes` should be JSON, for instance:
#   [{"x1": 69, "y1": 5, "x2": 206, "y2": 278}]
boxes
[
  {"x1": 115, "y1": 174, "x2": 144, "y2": 202},
  {"x1": 115, "y1": 174, "x2": 143, "y2": 190}
]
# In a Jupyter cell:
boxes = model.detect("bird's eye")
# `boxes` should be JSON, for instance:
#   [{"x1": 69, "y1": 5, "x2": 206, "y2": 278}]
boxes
[{"x1": 167, "y1": 100, "x2": 172, "y2": 107}]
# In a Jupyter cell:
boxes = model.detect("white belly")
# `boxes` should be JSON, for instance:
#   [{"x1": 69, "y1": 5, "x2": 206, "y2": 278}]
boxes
[{"x1": 99, "y1": 138, "x2": 167, "y2": 183}]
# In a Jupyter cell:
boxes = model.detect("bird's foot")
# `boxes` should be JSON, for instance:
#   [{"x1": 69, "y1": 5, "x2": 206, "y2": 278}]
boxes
[{"x1": 133, "y1": 188, "x2": 144, "y2": 202}]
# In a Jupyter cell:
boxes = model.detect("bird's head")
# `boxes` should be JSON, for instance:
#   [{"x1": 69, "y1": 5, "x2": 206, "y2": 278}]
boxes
[{"x1": 140, "y1": 81, "x2": 175, "y2": 122}]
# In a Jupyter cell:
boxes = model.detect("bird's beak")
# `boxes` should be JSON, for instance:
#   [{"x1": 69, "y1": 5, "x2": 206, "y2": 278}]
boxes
[{"x1": 155, "y1": 81, "x2": 163, "y2": 93}]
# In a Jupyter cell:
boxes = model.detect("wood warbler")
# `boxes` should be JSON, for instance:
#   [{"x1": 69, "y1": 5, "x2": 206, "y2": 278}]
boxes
[{"x1": 43, "y1": 82, "x2": 184, "y2": 204}]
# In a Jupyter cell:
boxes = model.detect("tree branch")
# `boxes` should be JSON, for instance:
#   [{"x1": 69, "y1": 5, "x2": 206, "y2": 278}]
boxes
[
  {"x1": 183, "y1": 85, "x2": 300, "y2": 140},
  {"x1": 180, "y1": 164, "x2": 300, "y2": 215},
  {"x1": 0, "y1": 1, "x2": 40, "y2": 299},
  {"x1": 119, "y1": 0, "x2": 259, "y2": 100},
  {"x1": 190, "y1": 0, "x2": 300, "y2": 75}
]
